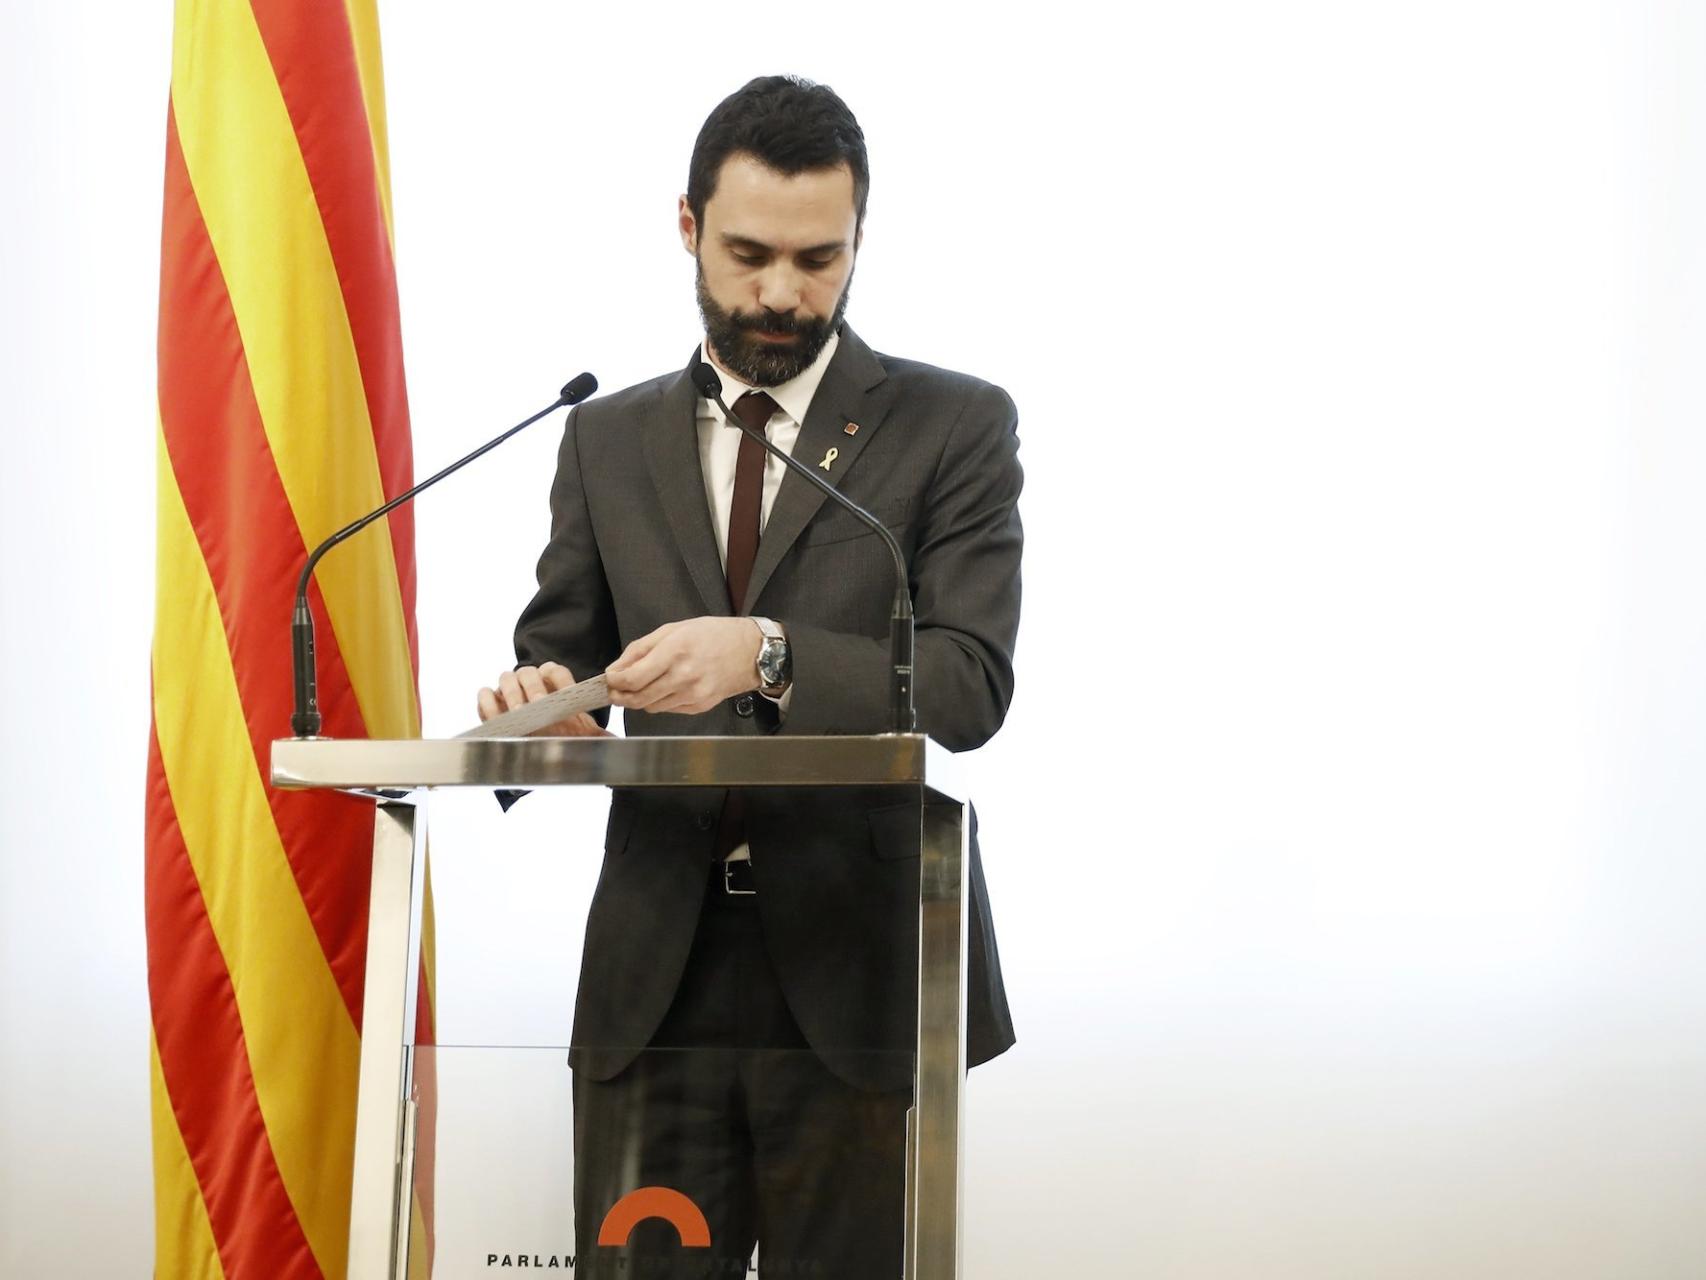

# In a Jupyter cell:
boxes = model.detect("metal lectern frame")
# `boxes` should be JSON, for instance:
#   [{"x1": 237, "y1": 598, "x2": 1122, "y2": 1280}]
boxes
[{"x1": 271, "y1": 733, "x2": 971, "y2": 1280}]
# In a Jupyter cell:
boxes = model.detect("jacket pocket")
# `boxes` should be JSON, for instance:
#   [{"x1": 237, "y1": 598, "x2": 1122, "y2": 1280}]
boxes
[
  {"x1": 799, "y1": 496, "x2": 915, "y2": 546},
  {"x1": 865, "y1": 801, "x2": 923, "y2": 861}
]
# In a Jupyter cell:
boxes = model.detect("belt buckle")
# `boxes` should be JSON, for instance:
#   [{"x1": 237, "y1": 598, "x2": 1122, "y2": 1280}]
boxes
[{"x1": 722, "y1": 859, "x2": 757, "y2": 896}]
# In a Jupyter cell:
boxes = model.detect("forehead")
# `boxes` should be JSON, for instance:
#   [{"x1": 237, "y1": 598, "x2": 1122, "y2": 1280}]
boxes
[{"x1": 702, "y1": 153, "x2": 857, "y2": 247}]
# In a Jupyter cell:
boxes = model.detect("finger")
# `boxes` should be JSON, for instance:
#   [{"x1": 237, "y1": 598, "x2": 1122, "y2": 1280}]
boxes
[
  {"x1": 625, "y1": 673, "x2": 717, "y2": 716},
  {"x1": 546, "y1": 712, "x2": 609, "y2": 738},
  {"x1": 497, "y1": 670, "x2": 526, "y2": 712},
  {"x1": 517, "y1": 666, "x2": 550, "y2": 703},
  {"x1": 607, "y1": 626, "x2": 669, "y2": 675},
  {"x1": 620, "y1": 666, "x2": 693, "y2": 710},
  {"x1": 606, "y1": 640, "x2": 644, "y2": 675},
  {"x1": 476, "y1": 687, "x2": 501, "y2": 721},
  {"x1": 608, "y1": 641, "x2": 680, "y2": 695},
  {"x1": 633, "y1": 670, "x2": 704, "y2": 713},
  {"x1": 609, "y1": 674, "x2": 667, "y2": 711},
  {"x1": 538, "y1": 661, "x2": 577, "y2": 691}
]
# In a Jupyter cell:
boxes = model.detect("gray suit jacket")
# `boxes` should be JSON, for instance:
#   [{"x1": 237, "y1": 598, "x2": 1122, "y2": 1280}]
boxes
[{"x1": 514, "y1": 325, "x2": 1022, "y2": 1091}]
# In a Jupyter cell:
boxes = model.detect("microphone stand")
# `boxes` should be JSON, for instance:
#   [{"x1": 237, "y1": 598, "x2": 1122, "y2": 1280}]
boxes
[
  {"x1": 291, "y1": 373, "x2": 599, "y2": 738},
  {"x1": 690, "y1": 355, "x2": 915, "y2": 734}
]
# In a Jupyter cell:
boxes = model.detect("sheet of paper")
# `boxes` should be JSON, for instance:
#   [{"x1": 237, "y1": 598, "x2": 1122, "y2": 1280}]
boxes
[{"x1": 457, "y1": 674, "x2": 611, "y2": 738}]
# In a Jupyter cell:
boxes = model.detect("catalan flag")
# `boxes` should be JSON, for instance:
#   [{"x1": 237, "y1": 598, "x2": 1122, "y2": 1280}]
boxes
[{"x1": 147, "y1": 1, "x2": 433, "y2": 1275}]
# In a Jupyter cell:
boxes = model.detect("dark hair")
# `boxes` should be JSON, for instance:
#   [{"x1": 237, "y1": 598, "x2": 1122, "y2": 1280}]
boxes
[{"x1": 687, "y1": 75, "x2": 869, "y2": 231}]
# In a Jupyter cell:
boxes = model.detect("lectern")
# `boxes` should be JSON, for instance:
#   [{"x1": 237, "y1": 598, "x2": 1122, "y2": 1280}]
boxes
[{"x1": 271, "y1": 734, "x2": 972, "y2": 1279}]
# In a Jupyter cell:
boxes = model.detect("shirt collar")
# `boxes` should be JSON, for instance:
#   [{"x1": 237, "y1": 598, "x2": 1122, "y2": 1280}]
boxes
[{"x1": 699, "y1": 328, "x2": 842, "y2": 428}]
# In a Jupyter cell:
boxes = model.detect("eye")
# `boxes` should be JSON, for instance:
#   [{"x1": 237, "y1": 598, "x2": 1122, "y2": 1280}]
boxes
[
  {"x1": 732, "y1": 251, "x2": 766, "y2": 266},
  {"x1": 802, "y1": 256, "x2": 836, "y2": 271}
]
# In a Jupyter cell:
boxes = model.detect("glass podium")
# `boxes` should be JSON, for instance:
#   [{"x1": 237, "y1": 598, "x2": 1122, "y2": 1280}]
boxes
[
  {"x1": 271, "y1": 735, "x2": 971, "y2": 1280},
  {"x1": 409, "y1": 1043, "x2": 917, "y2": 1278}
]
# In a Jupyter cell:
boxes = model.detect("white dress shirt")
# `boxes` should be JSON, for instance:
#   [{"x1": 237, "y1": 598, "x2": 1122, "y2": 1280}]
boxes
[{"x1": 695, "y1": 329, "x2": 840, "y2": 562}]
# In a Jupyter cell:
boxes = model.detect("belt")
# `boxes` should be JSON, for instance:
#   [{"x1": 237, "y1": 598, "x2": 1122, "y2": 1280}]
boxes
[{"x1": 716, "y1": 858, "x2": 757, "y2": 896}]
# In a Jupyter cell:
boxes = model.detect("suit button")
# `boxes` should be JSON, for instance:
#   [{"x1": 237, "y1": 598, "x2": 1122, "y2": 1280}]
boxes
[
  {"x1": 696, "y1": 812, "x2": 714, "y2": 830},
  {"x1": 734, "y1": 694, "x2": 756, "y2": 718}
]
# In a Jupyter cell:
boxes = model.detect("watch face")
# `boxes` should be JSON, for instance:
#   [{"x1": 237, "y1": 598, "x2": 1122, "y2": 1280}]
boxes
[{"x1": 758, "y1": 637, "x2": 790, "y2": 687}]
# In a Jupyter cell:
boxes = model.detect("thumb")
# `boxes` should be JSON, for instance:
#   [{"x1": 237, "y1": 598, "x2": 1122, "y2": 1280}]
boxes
[{"x1": 607, "y1": 632, "x2": 657, "y2": 675}]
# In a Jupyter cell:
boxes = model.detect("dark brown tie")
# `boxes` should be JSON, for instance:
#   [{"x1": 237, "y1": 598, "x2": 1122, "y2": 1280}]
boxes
[
  {"x1": 724, "y1": 390, "x2": 777, "y2": 613},
  {"x1": 715, "y1": 390, "x2": 777, "y2": 863}
]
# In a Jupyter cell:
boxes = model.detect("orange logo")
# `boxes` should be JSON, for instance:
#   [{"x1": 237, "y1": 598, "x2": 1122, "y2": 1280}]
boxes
[{"x1": 597, "y1": 1186, "x2": 712, "y2": 1249}]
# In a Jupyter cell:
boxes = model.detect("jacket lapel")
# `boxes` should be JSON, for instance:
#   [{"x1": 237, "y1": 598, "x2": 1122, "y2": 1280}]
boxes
[
  {"x1": 741, "y1": 327, "x2": 893, "y2": 612},
  {"x1": 642, "y1": 356, "x2": 731, "y2": 617}
]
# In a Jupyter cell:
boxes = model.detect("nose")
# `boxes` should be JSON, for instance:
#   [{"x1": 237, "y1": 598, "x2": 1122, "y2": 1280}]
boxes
[{"x1": 755, "y1": 263, "x2": 802, "y2": 316}]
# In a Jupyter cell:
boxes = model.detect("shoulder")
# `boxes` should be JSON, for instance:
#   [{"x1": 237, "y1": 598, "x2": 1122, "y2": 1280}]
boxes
[
  {"x1": 857, "y1": 346, "x2": 1021, "y2": 501},
  {"x1": 869, "y1": 348, "x2": 1019, "y2": 435},
  {"x1": 573, "y1": 368, "x2": 680, "y2": 428},
  {"x1": 560, "y1": 368, "x2": 689, "y2": 471}
]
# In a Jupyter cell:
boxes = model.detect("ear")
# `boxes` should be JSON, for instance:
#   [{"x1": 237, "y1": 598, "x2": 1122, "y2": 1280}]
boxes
[
  {"x1": 854, "y1": 223, "x2": 864, "y2": 253},
  {"x1": 678, "y1": 195, "x2": 698, "y2": 256}
]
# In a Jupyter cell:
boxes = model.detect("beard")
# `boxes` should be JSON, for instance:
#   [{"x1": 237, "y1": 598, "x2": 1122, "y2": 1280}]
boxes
[{"x1": 696, "y1": 257, "x2": 853, "y2": 388}]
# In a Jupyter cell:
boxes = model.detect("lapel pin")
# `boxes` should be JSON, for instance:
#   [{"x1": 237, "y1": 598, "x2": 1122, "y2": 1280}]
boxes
[
  {"x1": 844, "y1": 421, "x2": 860, "y2": 436},
  {"x1": 818, "y1": 446, "x2": 840, "y2": 472}
]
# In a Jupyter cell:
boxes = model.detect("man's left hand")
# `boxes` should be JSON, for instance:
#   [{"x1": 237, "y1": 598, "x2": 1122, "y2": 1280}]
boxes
[{"x1": 606, "y1": 617, "x2": 760, "y2": 715}]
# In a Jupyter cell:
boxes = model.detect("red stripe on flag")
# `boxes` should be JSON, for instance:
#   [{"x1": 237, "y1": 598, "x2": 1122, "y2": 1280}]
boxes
[
  {"x1": 248, "y1": 0, "x2": 418, "y2": 677},
  {"x1": 145, "y1": 725, "x2": 323, "y2": 1280},
  {"x1": 159, "y1": 108, "x2": 374, "y2": 1027}
]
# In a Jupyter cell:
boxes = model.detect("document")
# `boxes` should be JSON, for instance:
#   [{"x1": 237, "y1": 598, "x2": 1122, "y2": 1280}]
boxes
[{"x1": 458, "y1": 674, "x2": 611, "y2": 738}]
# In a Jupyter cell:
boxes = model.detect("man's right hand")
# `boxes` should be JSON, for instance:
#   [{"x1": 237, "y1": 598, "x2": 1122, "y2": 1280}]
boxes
[{"x1": 476, "y1": 661, "x2": 611, "y2": 737}]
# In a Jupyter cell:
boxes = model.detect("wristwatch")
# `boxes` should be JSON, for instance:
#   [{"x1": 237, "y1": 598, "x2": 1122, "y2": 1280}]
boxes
[{"x1": 753, "y1": 617, "x2": 792, "y2": 696}]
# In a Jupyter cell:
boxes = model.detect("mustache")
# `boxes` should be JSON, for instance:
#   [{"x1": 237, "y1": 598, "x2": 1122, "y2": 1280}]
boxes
[{"x1": 728, "y1": 309, "x2": 821, "y2": 336}]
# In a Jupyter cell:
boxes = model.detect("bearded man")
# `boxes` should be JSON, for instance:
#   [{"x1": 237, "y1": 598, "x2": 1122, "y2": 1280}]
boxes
[{"x1": 477, "y1": 74, "x2": 1022, "y2": 1279}]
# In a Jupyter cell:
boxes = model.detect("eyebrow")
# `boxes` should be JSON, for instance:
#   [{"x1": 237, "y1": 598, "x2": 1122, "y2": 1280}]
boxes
[{"x1": 720, "y1": 233, "x2": 847, "y2": 256}]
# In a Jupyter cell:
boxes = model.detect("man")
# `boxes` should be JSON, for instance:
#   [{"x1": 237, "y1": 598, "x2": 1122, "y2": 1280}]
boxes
[{"x1": 477, "y1": 75, "x2": 1021, "y2": 1278}]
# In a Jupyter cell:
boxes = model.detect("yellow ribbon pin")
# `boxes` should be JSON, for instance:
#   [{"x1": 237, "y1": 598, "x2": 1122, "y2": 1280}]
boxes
[{"x1": 818, "y1": 447, "x2": 839, "y2": 472}]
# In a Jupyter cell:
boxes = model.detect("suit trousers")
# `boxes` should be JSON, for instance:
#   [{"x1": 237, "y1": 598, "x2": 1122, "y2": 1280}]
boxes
[{"x1": 571, "y1": 867, "x2": 912, "y2": 1279}]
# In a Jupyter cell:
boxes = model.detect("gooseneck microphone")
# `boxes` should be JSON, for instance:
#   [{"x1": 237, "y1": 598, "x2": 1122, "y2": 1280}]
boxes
[
  {"x1": 290, "y1": 372, "x2": 599, "y2": 738},
  {"x1": 689, "y1": 354, "x2": 916, "y2": 734}
]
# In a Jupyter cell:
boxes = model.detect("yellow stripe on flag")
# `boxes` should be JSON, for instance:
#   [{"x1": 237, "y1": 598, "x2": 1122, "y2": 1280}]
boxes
[
  {"x1": 420, "y1": 852, "x2": 438, "y2": 1018},
  {"x1": 407, "y1": 1190, "x2": 431, "y2": 1280},
  {"x1": 153, "y1": 422, "x2": 359, "y2": 1278},
  {"x1": 150, "y1": 1034, "x2": 228, "y2": 1280},
  {"x1": 341, "y1": 0, "x2": 397, "y2": 247},
  {"x1": 169, "y1": 0, "x2": 418, "y2": 740}
]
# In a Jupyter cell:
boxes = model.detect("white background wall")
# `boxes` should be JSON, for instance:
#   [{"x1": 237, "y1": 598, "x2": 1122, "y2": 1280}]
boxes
[{"x1": 4, "y1": 0, "x2": 1705, "y2": 1275}]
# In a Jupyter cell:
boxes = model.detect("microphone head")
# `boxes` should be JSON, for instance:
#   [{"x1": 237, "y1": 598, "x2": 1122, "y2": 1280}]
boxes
[
  {"x1": 560, "y1": 372, "x2": 598, "y2": 404},
  {"x1": 689, "y1": 358, "x2": 723, "y2": 401}
]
